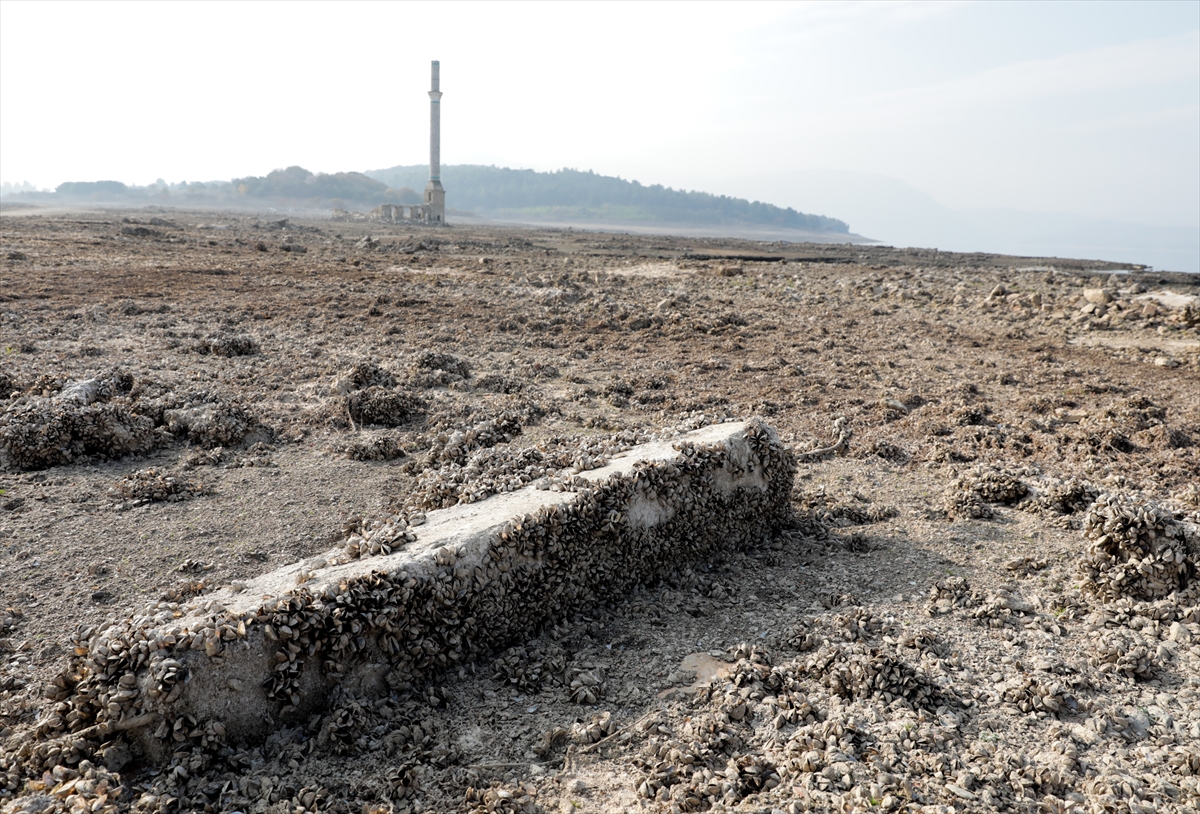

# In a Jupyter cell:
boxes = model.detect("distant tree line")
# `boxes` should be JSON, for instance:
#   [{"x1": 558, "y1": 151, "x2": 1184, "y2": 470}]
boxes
[
  {"x1": 368, "y1": 165, "x2": 849, "y2": 233},
  {"x1": 2, "y1": 164, "x2": 848, "y2": 233},
  {"x1": 5, "y1": 168, "x2": 406, "y2": 209},
  {"x1": 231, "y1": 166, "x2": 409, "y2": 204}
]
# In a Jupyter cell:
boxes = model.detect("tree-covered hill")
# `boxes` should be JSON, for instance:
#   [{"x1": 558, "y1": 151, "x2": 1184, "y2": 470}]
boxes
[
  {"x1": 3, "y1": 164, "x2": 850, "y2": 234},
  {"x1": 368, "y1": 165, "x2": 849, "y2": 233}
]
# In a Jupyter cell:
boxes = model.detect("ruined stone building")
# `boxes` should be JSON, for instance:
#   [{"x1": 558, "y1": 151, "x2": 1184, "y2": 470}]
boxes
[{"x1": 363, "y1": 60, "x2": 446, "y2": 226}]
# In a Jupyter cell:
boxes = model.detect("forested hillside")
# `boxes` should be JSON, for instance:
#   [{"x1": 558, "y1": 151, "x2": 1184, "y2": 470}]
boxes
[
  {"x1": 4, "y1": 164, "x2": 849, "y2": 234},
  {"x1": 368, "y1": 165, "x2": 849, "y2": 233}
]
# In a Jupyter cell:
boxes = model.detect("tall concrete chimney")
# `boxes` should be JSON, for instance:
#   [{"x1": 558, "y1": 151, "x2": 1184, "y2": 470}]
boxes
[{"x1": 424, "y1": 60, "x2": 446, "y2": 224}]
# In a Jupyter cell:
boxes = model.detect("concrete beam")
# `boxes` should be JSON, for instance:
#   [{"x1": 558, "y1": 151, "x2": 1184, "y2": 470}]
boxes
[{"x1": 41, "y1": 420, "x2": 795, "y2": 759}]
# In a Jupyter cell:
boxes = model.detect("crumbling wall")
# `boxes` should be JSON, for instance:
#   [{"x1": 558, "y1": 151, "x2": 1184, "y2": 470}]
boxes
[{"x1": 23, "y1": 419, "x2": 794, "y2": 769}]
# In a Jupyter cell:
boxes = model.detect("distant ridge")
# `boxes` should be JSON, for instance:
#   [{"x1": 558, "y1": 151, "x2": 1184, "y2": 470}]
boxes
[
  {"x1": 0, "y1": 164, "x2": 851, "y2": 235},
  {"x1": 367, "y1": 165, "x2": 849, "y2": 234}
]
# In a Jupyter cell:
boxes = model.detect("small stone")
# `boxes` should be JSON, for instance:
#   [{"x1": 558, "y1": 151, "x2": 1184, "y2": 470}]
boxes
[
  {"x1": 1083, "y1": 288, "x2": 1112, "y2": 305},
  {"x1": 1169, "y1": 622, "x2": 1192, "y2": 643},
  {"x1": 1154, "y1": 357, "x2": 1180, "y2": 368},
  {"x1": 1141, "y1": 302, "x2": 1159, "y2": 318},
  {"x1": 988, "y1": 284, "x2": 1007, "y2": 299},
  {"x1": 567, "y1": 779, "x2": 587, "y2": 794}
]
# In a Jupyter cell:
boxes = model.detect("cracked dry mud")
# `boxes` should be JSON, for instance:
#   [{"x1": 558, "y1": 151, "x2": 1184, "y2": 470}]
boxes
[{"x1": 1, "y1": 207, "x2": 1199, "y2": 814}]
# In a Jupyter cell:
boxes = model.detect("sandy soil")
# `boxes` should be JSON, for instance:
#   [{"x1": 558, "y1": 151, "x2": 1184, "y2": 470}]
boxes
[{"x1": 1, "y1": 207, "x2": 1198, "y2": 813}]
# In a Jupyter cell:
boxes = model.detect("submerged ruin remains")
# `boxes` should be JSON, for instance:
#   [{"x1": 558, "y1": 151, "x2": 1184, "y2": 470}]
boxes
[{"x1": 27, "y1": 420, "x2": 794, "y2": 765}]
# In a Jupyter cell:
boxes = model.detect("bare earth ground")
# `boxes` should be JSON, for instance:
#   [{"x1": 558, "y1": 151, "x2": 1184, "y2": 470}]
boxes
[{"x1": 0, "y1": 207, "x2": 1198, "y2": 814}]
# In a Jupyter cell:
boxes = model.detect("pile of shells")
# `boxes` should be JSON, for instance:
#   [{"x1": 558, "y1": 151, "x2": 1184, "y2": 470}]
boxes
[
  {"x1": 1, "y1": 605, "x2": 20, "y2": 631},
  {"x1": 1024, "y1": 476, "x2": 1100, "y2": 516},
  {"x1": 402, "y1": 421, "x2": 666, "y2": 514},
  {"x1": 0, "y1": 367, "x2": 164, "y2": 468},
  {"x1": 416, "y1": 414, "x2": 524, "y2": 469},
  {"x1": 345, "y1": 387, "x2": 424, "y2": 427},
  {"x1": 1105, "y1": 394, "x2": 1168, "y2": 429},
  {"x1": 943, "y1": 465, "x2": 1032, "y2": 519},
  {"x1": 1087, "y1": 628, "x2": 1166, "y2": 680},
  {"x1": 664, "y1": 564, "x2": 733, "y2": 600},
  {"x1": 964, "y1": 588, "x2": 1038, "y2": 628},
  {"x1": 798, "y1": 494, "x2": 898, "y2": 528},
  {"x1": 329, "y1": 515, "x2": 418, "y2": 563},
  {"x1": 405, "y1": 350, "x2": 471, "y2": 389},
  {"x1": 1172, "y1": 482, "x2": 1200, "y2": 509},
  {"x1": 330, "y1": 360, "x2": 396, "y2": 395},
  {"x1": 314, "y1": 697, "x2": 368, "y2": 755},
  {"x1": 407, "y1": 446, "x2": 548, "y2": 512},
  {"x1": 925, "y1": 576, "x2": 983, "y2": 615},
  {"x1": 994, "y1": 674, "x2": 1075, "y2": 715},
  {"x1": 463, "y1": 783, "x2": 542, "y2": 814},
  {"x1": 330, "y1": 431, "x2": 409, "y2": 462},
  {"x1": 1, "y1": 419, "x2": 795, "y2": 793},
  {"x1": 1079, "y1": 493, "x2": 1196, "y2": 600},
  {"x1": 107, "y1": 468, "x2": 209, "y2": 504},
  {"x1": 831, "y1": 607, "x2": 887, "y2": 642},
  {"x1": 1085, "y1": 595, "x2": 1200, "y2": 629},
  {"x1": 571, "y1": 710, "x2": 616, "y2": 744},
  {"x1": 474, "y1": 373, "x2": 526, "y2": 394},
  {"x1": 161, "y1": 397, "x2": 262, "y2": 448},
  {"x1": 490, "y1": 644, "x2": 568, "y2": 694},
  {"x1": 776, "y1": 619, "x2": 820, "y2": 652},
  {"x1": 897, "y1": 627, "x2": 945, "y2": 657},
  {"x1": 1004, "y1": 554, "x2": 1052, "y2": 576},
  {"x1": 868, "y1": 438, "x2": 908, "y2": 462},
  {"x1": 804, "y1": 645, "x2": 944, "y2": 709},
  {"x1": 567, "y1": 665, "x2": 606, "y2": 705},
  {"x1": 2, "y1": 760, "x2": 124, "y2": 814},
  {"x1": 190, "y1": 332, "x2": 258, "y2": 357}
]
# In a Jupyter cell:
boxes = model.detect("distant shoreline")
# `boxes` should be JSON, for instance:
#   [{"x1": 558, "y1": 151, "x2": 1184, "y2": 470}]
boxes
[{"x1": 462, "y1": 213, "x2": 878, "y2": 246}]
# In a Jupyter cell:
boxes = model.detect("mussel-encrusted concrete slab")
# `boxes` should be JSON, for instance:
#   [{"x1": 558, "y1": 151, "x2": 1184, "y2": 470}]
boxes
[{"x1": 41, "y1": 419, "x2": 794, "y2": 759}]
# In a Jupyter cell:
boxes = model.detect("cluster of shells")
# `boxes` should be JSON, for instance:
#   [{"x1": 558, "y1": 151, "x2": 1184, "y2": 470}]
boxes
[
  {"x1": 189, "y1": 332, "x2": 259, "y2": 358},
  {"x1": 106, "y1": 468, "x2": 209, "y2": 505},
  {"x1": 1079, "y1": 493, "x2": 1198, "y2": 600},
  {"x1": 411, "y1": 413, "x2": 525, "y2": 469},
  {"x1": 0, "y1": 420, "x2": 795, "y2": 806},
  {"x1": 1024, "y1": 476, "x2": 1101, "y2": 517},
  {"x1": 0, "y1": 370, "x2": 161, "y2": 470},
  {"x1": 344, "y1": 387, "x2": 424, "y2": 428},
  {"x1": 463, "y1": 783, "x2": 542, "y2": 814},
  {"x1": 1086, "y1": 627, "x2": 1169, "y2": 681},
  {"x1": 3, "y1": 760, "x2": 125, "y2": 814},
  {"x1": 399, "y1": 420, "x2": 728, "y2": 516},
  {"x1": 803, "y1": 644, "x2": 945, "y2": 709},
  {"x1": 993, "y1": 674, "x2": 1078, "y2": 716},
  {"x1": 933, "y1": 463, "x2": 1200, "y2": 608},
  {"x1": 329, "y1": 430, "x2": 408, "y2": 462},
  {"x1": 329, "y1": 515, "x2": 420, "y2": 564},
  {"x1": 0, "y1": 368, "x2": 265, "y2": 471},
  {"x1": 924, "y1": 576, "x2": 982, "y2": 615},
  {"x1": 619, "y1": 626, "x2": 1198, "y2": 813},
  {"x1": 490, "y1": 643, "x2": 569, "y2": 694},
  {"x1": 792, "y1": 486, "x2": 896, "y2": 529},
  {"x1": 621, "y1": 641, "x2": 967, "y2": 812},
  {"x1": 942, "y1": 465, "x2": 1032, "y2": 519}
]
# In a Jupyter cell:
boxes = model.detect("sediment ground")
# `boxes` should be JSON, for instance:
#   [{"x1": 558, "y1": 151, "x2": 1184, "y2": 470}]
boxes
[{"x1": 1, "y1": 207, "x2": 1198, "y2": 813}]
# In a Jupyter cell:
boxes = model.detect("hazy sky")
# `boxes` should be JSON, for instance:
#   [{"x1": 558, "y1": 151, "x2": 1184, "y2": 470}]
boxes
[{"x1": 2, "y1": 1, "x2": 1197, "y2": 231}]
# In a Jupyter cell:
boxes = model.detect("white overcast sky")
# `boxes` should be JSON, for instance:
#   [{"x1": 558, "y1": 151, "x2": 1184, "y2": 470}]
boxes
[{"x1": 1, "y1": 0, "x2": 1197, "y2": 230}]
